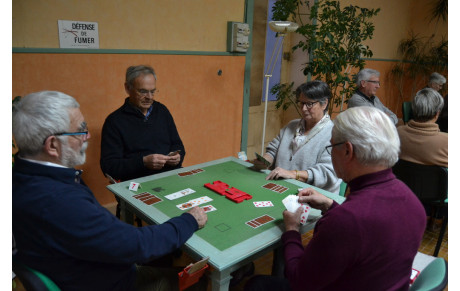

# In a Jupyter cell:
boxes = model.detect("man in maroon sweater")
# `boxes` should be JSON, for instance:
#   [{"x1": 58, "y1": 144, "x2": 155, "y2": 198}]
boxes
[{"x1": 245, "y1": 106, "x2": 426, "y2": 291}]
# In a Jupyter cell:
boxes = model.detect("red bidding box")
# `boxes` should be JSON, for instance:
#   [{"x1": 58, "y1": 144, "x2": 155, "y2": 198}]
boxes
[
  {"x1": 178, "y1": 264, "x2": 209, "y2": 291},
  {"x1": 204, "y1": 180, "x2": 252, "y2": 203}
]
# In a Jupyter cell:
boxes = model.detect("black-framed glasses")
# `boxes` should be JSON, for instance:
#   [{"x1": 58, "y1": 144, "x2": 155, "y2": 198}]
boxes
[
  {"x1": 43, "y1": 131, "x2": 89, "y2": 144},
  {"x1": 325, "y1": 142, "x2": 345, "y2": 155},
  {"x1": 365, "y1": 80, "x2": 380, "y2": 85},
  {"x1": 297, "y1": 101, "x2": 319, "y2": 109},
  {"x1": 137, "y1": 89, "x2": 158, "y2": 97}
]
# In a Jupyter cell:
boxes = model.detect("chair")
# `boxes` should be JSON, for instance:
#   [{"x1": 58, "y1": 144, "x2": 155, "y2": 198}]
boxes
[
  {"x1": 409, "y1": 257, "x2": 448, "y2": 291},
  {"x1": 402, "y1": 101, "x2": 413, "y2": 124},
  {"x1": 339, "y1": 181, "x2": 348, "y2": 197},
  {"x1": 392, "y1": 159, "x2": 448, "y2": 257},
  {"x1": 13, "y1": 257, "x2": 61, "y2": 291}
]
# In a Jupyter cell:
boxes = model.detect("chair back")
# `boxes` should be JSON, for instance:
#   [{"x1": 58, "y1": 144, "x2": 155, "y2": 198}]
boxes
[
  {"x1": 409, "y1": 258, "x2": 447, "y2": 291},
  {"x1": 402, "y1": 102, "x2": 413, "y2": 124},
  {"x1": 13, "y1": 257, "x2": 61, "y2": 291},
  {"x1": 392, "y1": 159, "x2": 447, "y2": 204},
  {"x1": 339, "y1": 181, "x2": 348, "y2": 197}
]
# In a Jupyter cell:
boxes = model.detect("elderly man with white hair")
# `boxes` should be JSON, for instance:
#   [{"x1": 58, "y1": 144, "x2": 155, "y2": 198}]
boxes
[
  {"x1": 348, "y1": 68, "x2": 398, "y2": 125},
  {"x1": 13, "y1": 91, "x2": 207, "y2": 291},
  {"x1": 245, "y1": 106, "x2": 426, "y2": 291}
]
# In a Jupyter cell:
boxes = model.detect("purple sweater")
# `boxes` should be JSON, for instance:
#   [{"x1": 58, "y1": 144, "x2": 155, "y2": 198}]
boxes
[{"x1": 282, "y1": 169, "x2": 426, "y2": 291}]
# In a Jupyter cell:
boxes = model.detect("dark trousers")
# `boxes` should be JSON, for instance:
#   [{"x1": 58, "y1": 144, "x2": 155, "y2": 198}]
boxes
[{"x1": 244, "y1": 275, "x2": 291, "y2": 291}]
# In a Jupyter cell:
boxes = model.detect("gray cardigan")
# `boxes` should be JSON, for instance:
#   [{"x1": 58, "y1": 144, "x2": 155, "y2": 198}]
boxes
[{"x1": 265, "y1": 119, "x2": 341, "y2": 194}]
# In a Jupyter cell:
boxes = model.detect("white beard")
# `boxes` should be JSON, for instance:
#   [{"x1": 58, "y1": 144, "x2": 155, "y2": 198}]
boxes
[{"x1": 61, "y1": 141, "x2": 88, "y2": 168}]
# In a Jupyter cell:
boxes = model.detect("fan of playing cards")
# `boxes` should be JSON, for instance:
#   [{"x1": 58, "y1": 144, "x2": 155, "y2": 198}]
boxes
[{"x1": 282, "y1": 194, "x2": 311, "y2": 225}]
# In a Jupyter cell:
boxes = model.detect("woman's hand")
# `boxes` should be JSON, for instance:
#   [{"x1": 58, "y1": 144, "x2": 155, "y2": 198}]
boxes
[{"x1": 266, "y1": 167, "x2": 295, "y2": 180}]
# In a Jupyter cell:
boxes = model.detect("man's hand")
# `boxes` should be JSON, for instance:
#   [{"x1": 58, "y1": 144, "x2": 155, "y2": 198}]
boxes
[
  {"x1": 188, "y1": 207, "x2": 208, "y2": 229},
  {"x1": 266, "y1": 167, "x2": 295, "y2": 180},
  {"x1": 143, "y1": 154, "x2": 169, "y2": 170},
  {"x1": 165, "y1": 153, "x2": 181, "y2": 167},
  {"x1": 283, "y1": 207, "x2": 303, "y2": 232},
  {"x1": 298, "y1": 188, "x2": 333, "y2": 213}
]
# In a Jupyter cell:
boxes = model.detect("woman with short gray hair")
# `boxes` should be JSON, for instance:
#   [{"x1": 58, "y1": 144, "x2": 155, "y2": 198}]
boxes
[
  {"x1": 252, "y1": 80, "x2": 341, "y2": 194},
  {"x1": 397, "y1": 88, "x2": 448, "y2": 167}
]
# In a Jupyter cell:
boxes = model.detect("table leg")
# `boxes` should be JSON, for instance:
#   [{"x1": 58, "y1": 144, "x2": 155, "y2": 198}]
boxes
[
  {"x1": 120, "y1": 200, "x2": 134, "y2": 225},
  {"x1": 271, "y1": 246, "x2": 285, "y2": 277},
  {"x1": 210, "y1": 269, "x2": 232, "y2": 291}
]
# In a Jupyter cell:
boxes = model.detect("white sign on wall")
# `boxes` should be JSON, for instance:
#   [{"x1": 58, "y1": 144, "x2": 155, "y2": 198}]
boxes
[{"x1": 58, "y1": 20, "x2": 99, "y2": 49}]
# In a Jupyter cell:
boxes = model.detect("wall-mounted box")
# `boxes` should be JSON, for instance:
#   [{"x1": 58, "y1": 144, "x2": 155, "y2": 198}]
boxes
[{"x1": 227, "y1": 22, "x2": 250, "y2": 53}]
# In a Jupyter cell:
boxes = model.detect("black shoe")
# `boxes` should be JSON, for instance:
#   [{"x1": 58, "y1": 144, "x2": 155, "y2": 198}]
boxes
[{"x1": 230, "y1": 262, "x2": 255, "y2": 287}]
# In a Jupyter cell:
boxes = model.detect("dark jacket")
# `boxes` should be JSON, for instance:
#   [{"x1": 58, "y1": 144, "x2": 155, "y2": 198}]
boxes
[
  {"x1": 101, "y1": 98, "x2": 185, "y2": 181},
  {"x1": 13, "y1": 156, "x2": 197, "y2": 291}
]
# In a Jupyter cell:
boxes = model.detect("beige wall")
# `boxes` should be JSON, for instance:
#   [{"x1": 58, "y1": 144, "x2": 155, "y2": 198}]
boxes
[
  {"x1": 12, "y1": 0, "x2": 247, "y2": 206},
  {"x1": 13, "y1": 0, "x2": 245, "y2": 50}
]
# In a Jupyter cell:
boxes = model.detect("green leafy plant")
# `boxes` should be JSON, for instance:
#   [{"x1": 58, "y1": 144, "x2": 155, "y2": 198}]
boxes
[
  {"x1": 389, "y1": 0, "x2": 447, "y2": 105},
  {"x1": 271, "y1": 0, "x2": 380, "y2": 116}
]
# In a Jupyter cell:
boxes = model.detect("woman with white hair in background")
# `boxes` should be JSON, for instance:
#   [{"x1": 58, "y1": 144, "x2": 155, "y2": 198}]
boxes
[{"x1": 397, "y1": 88, "x2": 448, "y2": 168}]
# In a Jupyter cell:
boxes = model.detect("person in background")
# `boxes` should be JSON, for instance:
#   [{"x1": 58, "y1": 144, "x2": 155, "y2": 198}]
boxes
[
  {"x1": 426, "y1": 72, "x2": 448, "y2": 133},
  {"x1": 397, "y1": 88, "x2": 447, "y2": 168},
  {"x1": 348, "y1": 68, "x2": 398, "y2": 125},
  {"x1": 252, "y1": 80, "x2": 341, "y2": 194},
  {"x1": 426, "y1": 72, "x2": 446, "y2": 92},
  {"x1": 101, "y1": 65, "x2": 185, "y2": 181},
  {"x1": 245, "y1": 106, "x2": 426, "y2": 291},
  {"x1": 13, "y1": 91, "x2": 207, "y2": 291}
]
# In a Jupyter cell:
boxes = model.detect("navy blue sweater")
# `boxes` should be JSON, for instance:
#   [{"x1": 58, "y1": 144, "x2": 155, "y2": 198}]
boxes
[
  {"x1": 13, "y1": 156, "x2": 198, "y2": 291},
  {"x1": 100, "y1": 98, "x2": 185, "y2": 181}
]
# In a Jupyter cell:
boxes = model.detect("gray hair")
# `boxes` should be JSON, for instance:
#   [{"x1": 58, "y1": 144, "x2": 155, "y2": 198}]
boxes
[
  {"x1": 295, "y1": 80, "x2": 331, "y2": 114},
  {"x1": 125, "y1": 65, "x2": 157, "y2": 89},
  {"x1": 12, "y1": 91, "x2": 79, "y2": 156},
  {"x1": 428, "y1": 72, "x2": 446, "y2": 86},
  {"x1": 411, "y1": 88, "x2": 444, "y2": 122},
  {"x1": 332, "y1": 106, "x2": 400, "y2": 168},
  {"x1": 355, "y1": 68, "x2": 380, "y2": 86}
]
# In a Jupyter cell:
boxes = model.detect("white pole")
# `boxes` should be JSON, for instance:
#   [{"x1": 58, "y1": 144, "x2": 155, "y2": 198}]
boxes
[
  {"x1": 261, "y1": 74, "x2": 271, "y2": 154},
  {"x1": 261, "y1": 35, "x2": 284, "y2": 155}
]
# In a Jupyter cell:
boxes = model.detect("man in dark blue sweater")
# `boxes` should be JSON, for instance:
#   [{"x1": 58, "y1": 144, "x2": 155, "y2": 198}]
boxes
[
  {"x1": 12, "y1": 91, "x2": 207, "y2": 290},
  {"x1": 100, "y1": 65, "x2": 185, "y2": 181}
]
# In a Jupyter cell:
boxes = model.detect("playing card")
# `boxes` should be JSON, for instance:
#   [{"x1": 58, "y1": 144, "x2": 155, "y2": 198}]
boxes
[
  {"x1": 165, "y1": 188, "x2": 196, "y2": 200},
  {"x1": 299, "y1": 204, "x2": 311, "y2": 225},
  {"x1": 282, "y1": 195, "x2": 300, "y2": 213},
  {"x1": 177, "y1": 196, "x2": 213, "y2": 210},
  {"x1": 129, "y1": 182, "x2": 140, "y2": 191},
  {"x1": 253, "y1": 201, "x2": 274, "y2": 207},
  {"x1": 246, "y1": 215, "x2": 275, "y2": 228},
  {"x1": 201, "y1": 205, "x2": 217, "y2": 213}
]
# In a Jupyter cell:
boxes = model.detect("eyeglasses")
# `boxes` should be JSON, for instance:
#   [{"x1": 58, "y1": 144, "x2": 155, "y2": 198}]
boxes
[
  {"x1": 136, "y1": 89, "x2": 158, "y2": 97},
  {"x1": 325, "y1": 142, "x2": 345, "y2": 155},
  {"x1": 297, "y1": 101, "x2": 319, "y2": 109},
  {"x1": 43, "y1": 131, "x2": 89, "y2": 144},
  {"x1": 365, "y1": 80, "x2": 380, "y2": 85}
]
